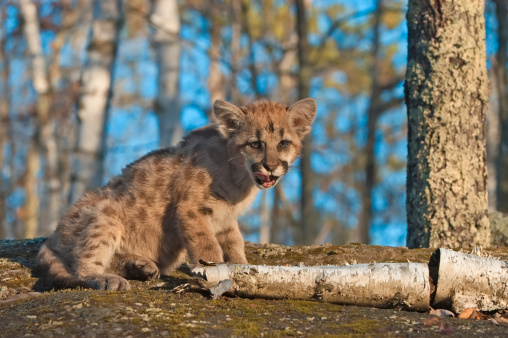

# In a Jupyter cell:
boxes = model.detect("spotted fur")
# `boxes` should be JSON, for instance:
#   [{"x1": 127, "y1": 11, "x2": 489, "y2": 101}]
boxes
[{"x1": 34, "y1": 98, "x2": 317, "y2": 291}]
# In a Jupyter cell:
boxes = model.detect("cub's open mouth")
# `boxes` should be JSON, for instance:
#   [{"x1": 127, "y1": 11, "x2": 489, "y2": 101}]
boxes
[{"x1": 253, "y1": 172, "x2": 279, "y2": 188}]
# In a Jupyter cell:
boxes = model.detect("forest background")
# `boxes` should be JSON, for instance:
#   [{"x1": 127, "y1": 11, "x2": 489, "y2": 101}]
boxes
[{"x1": 0, "y1": 0, "x2": 504, "y2": 247}]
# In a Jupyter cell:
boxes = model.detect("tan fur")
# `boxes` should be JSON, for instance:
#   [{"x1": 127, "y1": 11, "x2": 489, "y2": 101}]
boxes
[{"x1": 35, "y1": 98, "x2": 317, "y2": 291}]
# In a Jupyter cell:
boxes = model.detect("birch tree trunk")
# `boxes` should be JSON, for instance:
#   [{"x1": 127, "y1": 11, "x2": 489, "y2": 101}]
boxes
[
  {"x1": 151, "y1": 0, "x2": 182, "y2": 148},
  {"x1": 241, "y1": 1, "x2": 261, "y2": 99},
  {"x1": 39, "y1": 0, "x2": 84, "y2": 234},
  {"x1": 70, "y1": 0, "x2": 122, "y2": 203},
  {"x1": 20, "y1": 0, "x2": 52, "y2": 237},
  {"x1": 271, "y1": 32, "x2": 297, "y2": 244},
  {"x1": 430, "y1": 248, "x2": 508, "y2": 312},
  {"x1": 259, "y1": 190, "x2": 270, "y2": 244},
  {"x1": 405, "y1": 0, "x2": 490, "y2": 248},
  {"x1": 207, "y1": 0, "x2": 225, "y2": 105},
  {"x1": 193, "y1": 263, "x2": 430, "y2": 311},
  {"x1": 23, "y1": 144, "x2": 40, "y2": 238},
  {"x1": 295, "y1": 0, "x2": 316, "y2": 245},
  {"x1": 61, "y1": 1, "x2": 92, "y2": 210},
  {"x1": 494, "y1": 0, "x2": 508, "y2": 213},
  {"x1": 227, "y1": 0, "x2": 242, "y2": 104}
]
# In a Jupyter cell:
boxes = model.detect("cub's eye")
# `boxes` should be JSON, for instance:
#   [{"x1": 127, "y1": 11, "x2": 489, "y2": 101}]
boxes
[
  {"x1": 249, "y1": 141, "x2": 261, "y2": 149},
  {"x1": 279, "y1": 140, "x2": 291, "y2": 149}
]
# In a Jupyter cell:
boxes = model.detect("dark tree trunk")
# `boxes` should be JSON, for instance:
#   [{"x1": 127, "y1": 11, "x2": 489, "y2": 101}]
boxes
[
  {"x1": 295, "y1": 0, "x2": 315, "y2": 245},
  {"x1": 494, "y1": 0, "x2": 508, "y2": 213},
  {"x1": 0, "y1": 27, "x2": 9, "y2": 239},
  {"x1": 405, "y1": 0, "x2": 490, "y2": 248},
  {"x1": 356, "y1": 0, "x2": 383, "y2": 245}
]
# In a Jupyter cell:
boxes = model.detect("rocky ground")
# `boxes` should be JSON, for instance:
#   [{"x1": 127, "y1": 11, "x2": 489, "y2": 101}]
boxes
[{"x1": 1, "y1": 238, "x2": 508, "y2": 337}]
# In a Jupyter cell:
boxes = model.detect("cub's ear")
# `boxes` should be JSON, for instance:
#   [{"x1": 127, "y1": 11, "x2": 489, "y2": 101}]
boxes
[
  {"x1": 287, "y1": 98, "x2": 317, "y2": 139},
  {"x1": 213, "y1": 100, "x2": 245, "y2": 138}
]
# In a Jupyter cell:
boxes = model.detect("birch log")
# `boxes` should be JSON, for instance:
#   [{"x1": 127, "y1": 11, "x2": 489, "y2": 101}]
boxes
[
  {"x1": 70, "y1": 0, "x2": 122, "y2": 203},
  {"x1": 430, "y1": 248, "x2": 508, "y2": 312},
  {"x1": 193, "y1": 263, "x2": 430, "y2": 311},
  {"x1": 151, "y1": 0, "x2": 182, "y2": 147}
]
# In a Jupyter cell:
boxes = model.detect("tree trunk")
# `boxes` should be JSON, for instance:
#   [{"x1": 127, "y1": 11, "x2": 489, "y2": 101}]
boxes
[
  {"x1": 192, "y1": 263, "x2": 430, "y2": 311},
  {"x1": 61, "y1": 1, "x2": 91, "y2": 211},
  {"x1": 355, "y1": 0, "x2": 382, "y2": 245},
  {"x1": 23, "y1": 143, "x2": 40, "y2": 238},
  {"x1": 259, "y1": 190, "x2": 270, "y2": 244},
  {"x1": 0, "y1": 28, "x2": 10, "y2": 239},
  {"x1": 487, "y1": 65, "x2": 500, "y2": 212},
  {"x1": 151, "y1": 0, "x2": 182, "y2": 147},
  {"x1": 20, "y1": 0, "x2": 53, "y2": 237},
  {"x1": 430, "y1": 248, "x2": 508, "y2": 313},
  {"x1": 270, "y1": 185, "x2": 282, "y2": 243},
  {"x1": 494, "y1": 0, "x2": 508, "y2": 213},
  {"x1": 227, "y1": 0, "x2": 242, "y2": 104},
  {"x1": 271, "y1": 31, "x2": 297, "y2": 244},
  {"x1": 405, "y1": 0, "x2": 490, "y2": 248},
  {"x1": 39, "y1": 0, "x2": 84, "y2": 234},
  {"x1": 241, "y1": 1, "x2": 261, "y2": 99},
  {"x1": 206, "y1": 0, "x2": 224, "y2": 121},
  {"x1": 295, "y1": 0, "x2": 315, "y2": 245},
  {"x1": 70, "y1": 0, "x2": 122, "y2": 203}
]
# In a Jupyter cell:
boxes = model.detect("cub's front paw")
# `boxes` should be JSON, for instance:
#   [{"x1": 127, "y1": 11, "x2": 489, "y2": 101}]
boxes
[
  {"x1": 124, "y1": 259, "x2": 160, "y2": 281},
  {"x1": 223, "y1": 252, "x2": 248, "y2": 264},
  {"x1": 86, "y1": 274, "x2": 131, "y2": 291}
]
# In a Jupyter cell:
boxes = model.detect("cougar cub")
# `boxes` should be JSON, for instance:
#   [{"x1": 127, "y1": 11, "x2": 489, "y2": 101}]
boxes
[{"x1": 35, "y1": 98, "x2": 317, "y2": 290}]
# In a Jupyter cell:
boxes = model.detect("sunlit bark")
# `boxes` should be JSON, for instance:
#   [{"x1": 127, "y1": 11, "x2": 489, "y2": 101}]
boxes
[
  {"x1": 406, "y1": 0, "x2": 490, "y2": 248},
  {"x1": 70, "y1": 0, "x2": 123, "y2": 203},
  {"x1": 152, "y1": 0, "x2": 182, "y2": 147}
]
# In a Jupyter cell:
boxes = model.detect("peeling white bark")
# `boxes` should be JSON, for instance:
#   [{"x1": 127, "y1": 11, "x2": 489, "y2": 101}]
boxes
[
  {"x1": 20, "y1": 0, "x2": 49, "y2": 94},
  {"x1": 430, "y1": 248, "x2": 508, "y2": 312},
  {"x1": 193, "y1": 263, "x2": 430, "y2": 311},
  {"x1": 151, "y1": 0, "x2": 182, "y2": 147},
  {"x1": 70, "y1": 0, "x2": 122, "y2": 203},
  {"x1": 20, "y1": 0, "x2": 61, "y2": 234}
]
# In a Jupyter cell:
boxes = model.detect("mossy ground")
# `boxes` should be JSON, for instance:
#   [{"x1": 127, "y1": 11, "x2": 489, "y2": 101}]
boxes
[{"x1": 2, "y1": 239, "x2": 508, "y2": 336}]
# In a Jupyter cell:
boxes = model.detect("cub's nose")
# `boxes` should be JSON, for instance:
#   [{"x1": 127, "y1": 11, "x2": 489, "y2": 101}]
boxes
[{"x1": 263, "y1": 163, "x2": 278, "y2": 172}]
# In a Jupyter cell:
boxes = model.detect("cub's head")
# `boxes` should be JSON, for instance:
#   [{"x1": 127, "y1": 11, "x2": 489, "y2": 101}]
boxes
[{"x1": 214, "y1": 98, "x2": 317, "y2": 189}]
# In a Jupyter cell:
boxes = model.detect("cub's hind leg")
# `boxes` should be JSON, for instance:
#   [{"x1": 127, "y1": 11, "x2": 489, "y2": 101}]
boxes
[
  {"x1": 73, "y1": 210, "x2": 130, "y2": 291},
  {"x1": 110, "y1": 253, "x2": 160, "y2": 281}
]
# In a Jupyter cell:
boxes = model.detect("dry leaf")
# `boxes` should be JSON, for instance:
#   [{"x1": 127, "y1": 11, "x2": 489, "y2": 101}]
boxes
[
  {"x1": 423, "y1": 317, "x2": 439, "y2": 326},
  {"x1": 458, "y1": 307, "x2": 477, "y2": 319},
  {"x1": 473, "y1": 310, "x2": 488, "y2": 320},
  {"x1": 430, "y1": 308, "x2": 455, "y2": 318},
  {"x1": 171, "y1": 283, "x2": 190, "y2": 294},
  {"x1": 198, "y1": 259, "x2": 218, "y2": 266}
]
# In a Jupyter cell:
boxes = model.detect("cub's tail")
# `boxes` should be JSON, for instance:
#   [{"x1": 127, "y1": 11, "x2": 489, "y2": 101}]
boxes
[{"x1": 33, "y1": 241, "x2": 91, "y2": 291}]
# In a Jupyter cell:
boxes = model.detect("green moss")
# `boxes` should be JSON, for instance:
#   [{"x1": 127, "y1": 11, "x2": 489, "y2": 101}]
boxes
[
  {"x1": 338, "y1": 319, "x2": 384, "y2": 334},
  {"x1": 287, "y1": 299, "x2": 326, "y2": 315},
  {"x1": 3, "y1": 239, "x2": 508, "y2": 336}
]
